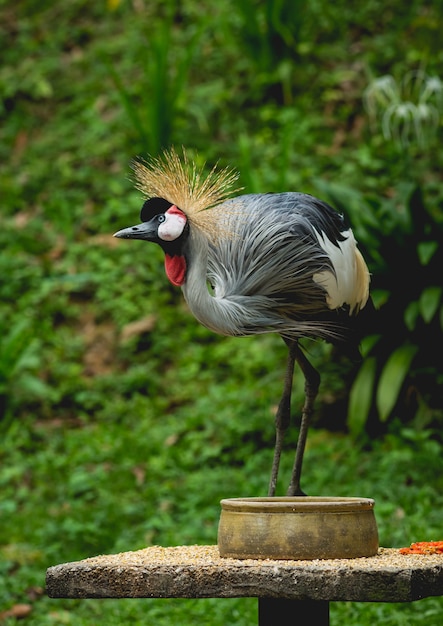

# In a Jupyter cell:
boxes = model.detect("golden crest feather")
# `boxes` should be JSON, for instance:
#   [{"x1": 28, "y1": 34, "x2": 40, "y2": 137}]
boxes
[{"x1": 131, "y1": 148, "x2": 241, "y2": 240}]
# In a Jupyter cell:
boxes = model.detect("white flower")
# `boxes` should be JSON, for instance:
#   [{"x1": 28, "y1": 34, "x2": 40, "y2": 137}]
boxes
[{"x1": 364, "y1": 70, "x2": 442, "y2": 148}]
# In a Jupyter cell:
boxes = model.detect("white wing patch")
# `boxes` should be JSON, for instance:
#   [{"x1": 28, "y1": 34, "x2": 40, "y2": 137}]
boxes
[{"x1": 313, "y1": 228, "x2": 370, "y2": 314}]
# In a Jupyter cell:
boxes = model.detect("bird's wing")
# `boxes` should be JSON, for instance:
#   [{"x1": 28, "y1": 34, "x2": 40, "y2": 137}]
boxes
[{"x1": 206, "y1": 193, "x2": 369, "y2": 342}]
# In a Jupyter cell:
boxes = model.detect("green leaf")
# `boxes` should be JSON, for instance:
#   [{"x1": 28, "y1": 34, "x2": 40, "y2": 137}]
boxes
[
  {"x1": 359, "y1": 333, "x2": 381, "y2": 358},
  {"x1": 371, "y1": 289, "x2": 390, "y2": 309},
  {"x1": 376, "y1": 345, "x2": 418, "y2": 422},
  {"x1": 0, "y1": 319, "x2": 33, "y2": 379},
  {"x1": 347, "y1": 356, "x2": 377, "y2": 436},
  {"x1": 404, "y1": 301, "x2": 419, "y2": 331},
  {"x1": 417, "y1": 241, "x2": 438, "y2": 265},
  {"x1": 419, "y1": 286, "x2": 442, "y2": 323}
]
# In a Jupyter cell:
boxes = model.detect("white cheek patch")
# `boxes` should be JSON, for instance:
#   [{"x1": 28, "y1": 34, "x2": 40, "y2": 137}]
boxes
[{"x1": 158, "y1": 210, "x2": 187, "y2": 241}]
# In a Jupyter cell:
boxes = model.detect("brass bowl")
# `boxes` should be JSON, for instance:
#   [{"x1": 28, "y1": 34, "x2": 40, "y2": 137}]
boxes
[{"x1": 218, "y1": 496, "x2": 379, "y2": 560}]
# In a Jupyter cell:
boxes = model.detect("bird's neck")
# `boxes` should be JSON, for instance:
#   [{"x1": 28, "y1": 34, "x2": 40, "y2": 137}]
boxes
[{"x1": 181, "y1": 230, "x2": 242, "y2": 337}]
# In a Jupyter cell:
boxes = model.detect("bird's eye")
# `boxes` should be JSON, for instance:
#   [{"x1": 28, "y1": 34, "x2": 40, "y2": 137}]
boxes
[{"x1": 157, "y1": 214, "x2": 166, "y2": 223}]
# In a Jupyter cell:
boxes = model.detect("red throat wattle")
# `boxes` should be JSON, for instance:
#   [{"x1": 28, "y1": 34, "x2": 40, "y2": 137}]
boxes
[{"x1": 164, "y1": 254, "x2": 186, "y2": 286}]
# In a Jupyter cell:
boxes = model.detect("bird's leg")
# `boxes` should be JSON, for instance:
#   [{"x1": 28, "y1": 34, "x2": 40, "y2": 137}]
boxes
[
  {"x1": 286, "y1": 344, "x2": 320, "y2": 496},
  {"x1": 268, "y1": 339, "x2": 298, "y2": 497}
]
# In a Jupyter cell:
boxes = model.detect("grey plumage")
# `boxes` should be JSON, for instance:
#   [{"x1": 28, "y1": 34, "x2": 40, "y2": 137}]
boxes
[
  {"x1": 182, "y1": 193, "x2": 369, "y2": 349},
  {"x1": 114, "y1": 151, "x2": 370, "y2": 496}
]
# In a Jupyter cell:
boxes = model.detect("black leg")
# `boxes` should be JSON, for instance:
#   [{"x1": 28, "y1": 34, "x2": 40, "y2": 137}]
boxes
[
  {"x1": 268, "y1": 340, "x2": 298, "y2": 497},
  {"x1": 287, "y1": 343, "x2": 320, "y2": 496}
]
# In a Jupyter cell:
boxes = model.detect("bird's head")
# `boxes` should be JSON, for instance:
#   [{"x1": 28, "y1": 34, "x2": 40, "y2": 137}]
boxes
[
  {"x1": 113, "y1": 147, "x2": 240, "y2": 287},
  {"x1": 114, "y1": 197, "x2": 188, "y2": 250},
  {"x1": 114, "y1": 197, "x2": 189, "y2": 287}
]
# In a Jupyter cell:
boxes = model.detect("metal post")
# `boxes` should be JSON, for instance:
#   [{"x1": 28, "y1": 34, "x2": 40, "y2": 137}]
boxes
[{"x1": 258, "y1": 598, "x2": 330, "y2": 625}]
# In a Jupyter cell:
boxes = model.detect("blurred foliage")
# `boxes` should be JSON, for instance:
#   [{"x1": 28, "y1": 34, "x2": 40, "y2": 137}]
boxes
[
  {"x1": 1, "y1": 0, "x2": 443, "y2": 624},
  {"x1": 316, "y1": 177, "x2": 443, "y2": 435}
]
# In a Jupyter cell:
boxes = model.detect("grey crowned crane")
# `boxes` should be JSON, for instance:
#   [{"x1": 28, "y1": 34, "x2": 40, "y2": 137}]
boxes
[{"x1": 114, "y1": 148, "x2": 371, "y2": 497}]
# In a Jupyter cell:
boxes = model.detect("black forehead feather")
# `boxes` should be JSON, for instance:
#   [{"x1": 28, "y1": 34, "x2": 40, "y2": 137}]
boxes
[{"x1": 140, "y1": 197, "x2": 172, "y2": 222}]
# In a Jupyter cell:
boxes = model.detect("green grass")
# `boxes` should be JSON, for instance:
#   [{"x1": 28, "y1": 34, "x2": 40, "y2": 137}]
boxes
[
  {"x1": 1, "y1": 0, "x2": 443, "y2": 624},
  {"x1": 2, "y1": 420, "x2": 443, "y2": 624}
]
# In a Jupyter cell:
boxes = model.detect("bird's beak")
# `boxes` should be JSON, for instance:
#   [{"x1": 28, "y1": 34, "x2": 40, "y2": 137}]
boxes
[{"x1": 113, "y1": 222, "x2": 157, "y2": 241}]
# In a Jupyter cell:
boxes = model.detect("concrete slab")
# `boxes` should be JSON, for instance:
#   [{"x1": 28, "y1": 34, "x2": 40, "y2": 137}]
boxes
[{"x1": 46, "y1": 545, "x2": 443, "y2": 603}]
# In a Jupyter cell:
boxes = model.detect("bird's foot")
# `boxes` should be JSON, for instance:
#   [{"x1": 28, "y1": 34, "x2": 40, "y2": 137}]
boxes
[{"x1": 287, "y1": 484, "x2": 307, "y2": 497}]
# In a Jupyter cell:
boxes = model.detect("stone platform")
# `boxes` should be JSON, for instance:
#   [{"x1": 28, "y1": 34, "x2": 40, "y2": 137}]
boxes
[{"x1": 46, "y1": 544, "x2": 443, "y2": 603}]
